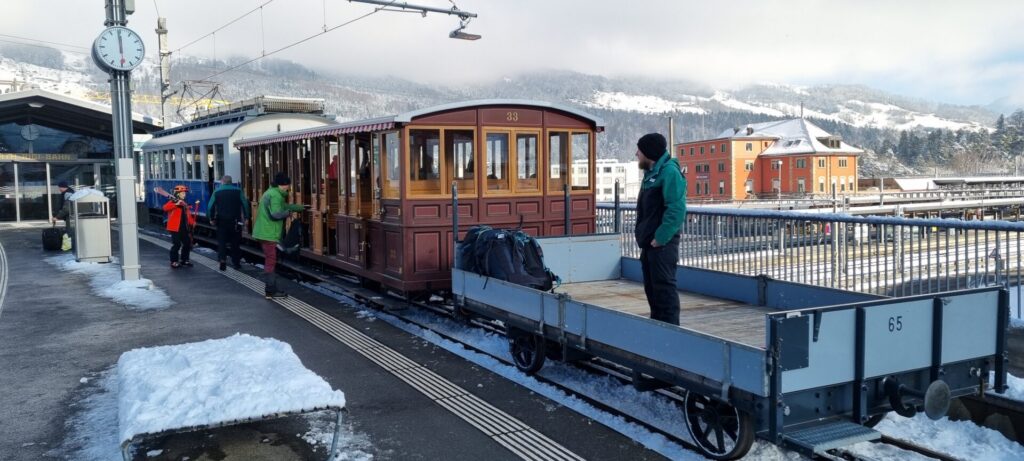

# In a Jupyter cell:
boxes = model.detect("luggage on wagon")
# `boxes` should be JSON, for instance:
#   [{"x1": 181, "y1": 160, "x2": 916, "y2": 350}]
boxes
[
  {"x1": 461, "y1": 226, "x2": 559, "y2": 292},
  {"x1": 42, "y1": 224, "x2": 63, "y2": 251}
]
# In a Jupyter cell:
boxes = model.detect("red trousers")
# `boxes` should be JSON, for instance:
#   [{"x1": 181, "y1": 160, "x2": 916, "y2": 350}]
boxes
[{"x1": 260, "y1": 240, "x2": 277, "y2": 274}]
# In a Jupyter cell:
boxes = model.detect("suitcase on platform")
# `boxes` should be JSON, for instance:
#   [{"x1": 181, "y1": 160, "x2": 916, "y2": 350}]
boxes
[{"x1": 42, "y1": 224, "x2": 63, "y2": 251}]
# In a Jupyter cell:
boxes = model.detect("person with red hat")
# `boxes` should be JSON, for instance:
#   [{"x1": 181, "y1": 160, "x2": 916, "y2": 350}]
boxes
[
  {"x1": 162, "y1": 185, "x2": 197, "y2": 268},
  {"x1": 634, "y1": 132, "x2": 687, "y2": 325}
]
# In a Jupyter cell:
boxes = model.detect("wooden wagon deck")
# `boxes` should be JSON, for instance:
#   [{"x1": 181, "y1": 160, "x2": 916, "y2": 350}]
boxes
[{"x1": 556, "y1": 279, "x2": 770, "y2": 348}]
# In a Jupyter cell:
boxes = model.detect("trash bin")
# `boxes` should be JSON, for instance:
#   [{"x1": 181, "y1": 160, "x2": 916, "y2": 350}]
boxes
[{"x1": 69, "y1": 188, "x2": 112, "y2": 263}]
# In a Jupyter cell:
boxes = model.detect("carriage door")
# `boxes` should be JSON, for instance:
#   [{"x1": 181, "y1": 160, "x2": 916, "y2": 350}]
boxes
[
  {"x1": 366, "y1": 134, "x2": 384, "y2": 272},
  {"x1": 345, "y1": 138, "x2": 372, "y2": 268},
  {"x1": 309, "y1": 138, "x2": 326, "y2": 255}
]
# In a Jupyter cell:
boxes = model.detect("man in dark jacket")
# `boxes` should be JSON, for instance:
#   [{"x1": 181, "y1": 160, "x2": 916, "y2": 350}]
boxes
[
  {"x1": 208, "y1": 175, "x2": 251, "y2": 271},
  {"x1": 51, "y1": 181, "x2": 75, "y2": 227},
  {"x1": 634, "y1": 133, "x2": 687, "y2": 325},
  {"x1": 51, "y1": 181, "x2": 76, "y2": 251}
]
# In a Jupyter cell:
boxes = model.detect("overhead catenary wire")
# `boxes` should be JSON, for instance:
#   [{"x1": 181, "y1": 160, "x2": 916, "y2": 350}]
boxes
[
  {"x1": 171, "y1": 0, "x2": 276, "y2": 56},
  {"x1": 176, "y1": 2, "x2": 396, "y2": 86}
]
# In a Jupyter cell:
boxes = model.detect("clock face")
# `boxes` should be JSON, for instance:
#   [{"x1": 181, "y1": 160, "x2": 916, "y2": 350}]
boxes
[
  {"x1": 92, "y1": 26, "x2": 145, "y2": 72},
  {"x1": 20, "y1": 125, "x2": 40, "y2": 141}
]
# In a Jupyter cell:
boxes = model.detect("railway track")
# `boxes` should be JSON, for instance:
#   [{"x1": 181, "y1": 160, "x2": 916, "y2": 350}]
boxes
[{"x1": 175, "y1": 227, "x2": 998, "y2": 461}]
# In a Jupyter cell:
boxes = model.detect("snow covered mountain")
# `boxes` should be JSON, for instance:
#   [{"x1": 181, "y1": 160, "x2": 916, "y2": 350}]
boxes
[{"x1": 574, "y1": 86, "x2": 993, "y2": 132}]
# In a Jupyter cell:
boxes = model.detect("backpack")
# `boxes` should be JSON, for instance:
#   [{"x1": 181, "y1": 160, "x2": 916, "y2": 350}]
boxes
[
  {"x1": 457, "y1": 225, "x2": 491, "y2": 272},
  {"x1": 472, "y1": 228, "x2": 559, "y2": 292},
  {"x1": 279, "y1": 220, "x2": 303, "y2": 256}
]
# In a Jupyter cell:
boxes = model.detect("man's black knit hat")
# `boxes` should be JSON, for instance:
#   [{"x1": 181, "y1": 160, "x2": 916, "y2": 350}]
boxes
[
  {"x1": 637, "y1": 133, "x2": 667, "y2": 160},
  {"x1": 273, "y1": 172, "x2": 291, "y2": 186}
]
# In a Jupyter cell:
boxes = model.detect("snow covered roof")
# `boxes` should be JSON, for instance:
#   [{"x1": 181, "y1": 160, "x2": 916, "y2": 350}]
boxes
[
  {"x1": 68, "y1": 188, "x2": 106, "y2": 201},
  {"x1": 715, "y1": 119, "x2": 863, "y2": 156},
  {"x1": 117, "y1": 334, "x2": 345, "y2": 445}
]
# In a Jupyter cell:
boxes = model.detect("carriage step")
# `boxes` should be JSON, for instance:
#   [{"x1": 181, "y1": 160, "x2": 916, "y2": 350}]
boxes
[{"x1": 782, "y1": 421, "x2": 880, "y2": 454}]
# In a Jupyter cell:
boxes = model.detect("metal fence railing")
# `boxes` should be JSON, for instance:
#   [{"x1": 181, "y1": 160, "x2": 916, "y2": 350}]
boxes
[{"x1": 597, "y1": 203, "x2": 1024, "y2": 317}]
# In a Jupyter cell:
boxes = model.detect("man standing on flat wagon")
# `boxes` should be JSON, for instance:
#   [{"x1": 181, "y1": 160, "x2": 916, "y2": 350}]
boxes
[
  {"x1": 253, "y1": 173, "x2": 305, "y2": 298},
  {"x1": 634, "y1": 133, "x2": 687, "y2": 325},
  {"x1": 208, "y1": 175, "x2": 251, "y2": 271}
]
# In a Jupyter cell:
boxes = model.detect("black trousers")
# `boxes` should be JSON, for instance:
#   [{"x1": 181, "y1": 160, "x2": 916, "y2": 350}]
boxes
[
  {"x1": 216, "y1": 220, "x2": 243, "y2": 265},
  {"x1": 640, "y1": 236, "x2": 680, "y2": 325},
  {"x1": 169, "y1": 230, "x2": 191, "y2": 263}
]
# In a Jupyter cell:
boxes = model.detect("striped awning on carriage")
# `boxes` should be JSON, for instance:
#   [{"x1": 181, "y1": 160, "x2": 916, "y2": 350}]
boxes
[{"x1": 235, "y1": 117, "x2": 395, "y2": 148}]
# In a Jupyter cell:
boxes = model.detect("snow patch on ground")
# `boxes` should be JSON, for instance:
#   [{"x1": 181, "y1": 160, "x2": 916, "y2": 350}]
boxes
[
  {"x1": 577, "y1": 91, "x2": 706, "y2": 115},
  {"x1": 52, "y1": 365, "x2": 372, "y2": 460},
  {"x1": 44, "y1": 254, "x2": 172, "y2": 311},
  {"x1": 849, "y1": 412, "x2": 1024, "y2": 460},
  {"x1": 116, "y1": 334, "x2": 345, "y2": 445}
]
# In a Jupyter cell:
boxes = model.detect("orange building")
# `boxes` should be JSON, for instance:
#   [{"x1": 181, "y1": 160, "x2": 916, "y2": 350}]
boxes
[{"x1": 676, "y1": 119, "x2": 862, "y2": 200}]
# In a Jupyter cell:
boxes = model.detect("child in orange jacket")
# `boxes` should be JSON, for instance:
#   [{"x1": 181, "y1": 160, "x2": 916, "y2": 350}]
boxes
[{"x1": 163, "y1": 185, "x2": 198, "y2": 268}]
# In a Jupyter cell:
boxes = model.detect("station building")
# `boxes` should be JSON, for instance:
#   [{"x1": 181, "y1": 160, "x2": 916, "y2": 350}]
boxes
[
  {"x1": 676, "y1": 118, "x2": 862, "y2": 200},
  {"x1": 0, "y1": 89, "x2": 160, "y2": 222}
]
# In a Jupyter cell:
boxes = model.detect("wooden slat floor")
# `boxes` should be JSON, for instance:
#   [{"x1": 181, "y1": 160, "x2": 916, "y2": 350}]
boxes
[{"x1": 556, "y1": 279, "x2": 770, "y2": 348}]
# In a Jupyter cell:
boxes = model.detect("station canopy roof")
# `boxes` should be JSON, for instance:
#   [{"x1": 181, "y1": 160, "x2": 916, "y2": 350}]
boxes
[{"x1": 0, "y1": 88, "x2": 162, "y2": 139}]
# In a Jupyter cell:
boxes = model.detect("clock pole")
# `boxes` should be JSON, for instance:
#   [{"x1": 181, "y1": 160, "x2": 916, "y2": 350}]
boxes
[{"x1": 103, "y1": 0, "x2": 142, "y2": 281}]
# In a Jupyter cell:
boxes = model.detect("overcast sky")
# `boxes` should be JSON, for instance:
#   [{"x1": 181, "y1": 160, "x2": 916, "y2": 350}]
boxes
[{"x1": 2, "y1": 0, "x2": 1023, "y2": 108}]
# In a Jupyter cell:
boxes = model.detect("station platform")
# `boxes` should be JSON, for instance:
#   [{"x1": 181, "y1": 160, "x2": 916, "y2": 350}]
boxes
[{"x1": 0, "y1": 224, "x2": 665, "y2": 461}]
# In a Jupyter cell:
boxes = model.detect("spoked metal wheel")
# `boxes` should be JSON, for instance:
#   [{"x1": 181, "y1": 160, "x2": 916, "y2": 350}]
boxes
[
  {"x1": 508, "y1": 329, "x2": 546, "y2": 375},
  {"x1": 683, "y1": 391, "x2": 754, "y2": 460}
]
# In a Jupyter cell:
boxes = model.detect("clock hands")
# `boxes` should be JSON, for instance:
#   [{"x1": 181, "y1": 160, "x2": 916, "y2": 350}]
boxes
[{"x1": 117, "y1": 30, "x2": 125, "y2": 67}]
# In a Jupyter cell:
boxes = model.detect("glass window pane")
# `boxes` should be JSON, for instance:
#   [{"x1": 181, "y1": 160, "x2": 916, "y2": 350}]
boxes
[
  {"x1": 446, "y1": 129, "x2": 475, "y2": 195},
  {"x1": 485, "y1": 132, "x2": 509, "y2": 191},
  {"x1": 409, "y1": 129, "x2": 441, "y2": 195},
  {"x1": 548, "y1": 132, "x2": 568, "y2": 192},
  {"x1": 215, "y1": 145, "x2": 225, "y2": 180},
  {"x1": 169, "y1": 149, "x2": 177, "y2": 178},
  {"x1": 348, "y1": 139, "x2": 358, "y2": 197},
  {"x1": 383, "y1": 132, "x2": 400, "y2": 199},
  {"x1": 516, "y1": 133, "x2": 539, "y2": 192},
  {"x1": 17, "y1": 163, "x2": 48, "y2": 220},
  {"x1": 193, "y1": 148, "x2": 203, "y2": 180},
  {"x1": 571, "y1": 133, "x2": 590, "y2": 190}
]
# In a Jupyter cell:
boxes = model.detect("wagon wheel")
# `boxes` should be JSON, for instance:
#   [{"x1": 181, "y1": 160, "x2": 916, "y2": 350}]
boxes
[
  {"x1": 508, "y1": 329, "x2": 546, "y2": 375},
  {"x1": 683, "y1": 391, "x2": 754, "y2": 460}
]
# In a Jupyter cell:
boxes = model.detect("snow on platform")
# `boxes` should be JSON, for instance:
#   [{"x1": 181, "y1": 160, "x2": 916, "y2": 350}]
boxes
[
  {"x1": 116, "y1": 334, "x2": 345, "y2": 446},
  {"x1": 45, "y1": 254, "x2": 172, "y2": 311}
]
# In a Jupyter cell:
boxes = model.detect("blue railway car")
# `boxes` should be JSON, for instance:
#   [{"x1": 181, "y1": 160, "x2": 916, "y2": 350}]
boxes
[{"x1": 140, "y1": 96, "x2": 335, "y2": 218}]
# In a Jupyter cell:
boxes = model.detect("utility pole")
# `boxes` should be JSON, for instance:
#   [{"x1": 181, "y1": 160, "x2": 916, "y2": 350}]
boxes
[
  {"x1": 156, "y1": 17, "x2": 172, "y2": 128},
  {"x1": 101, "y1": 0, "x2": 142, "y2": 281}
]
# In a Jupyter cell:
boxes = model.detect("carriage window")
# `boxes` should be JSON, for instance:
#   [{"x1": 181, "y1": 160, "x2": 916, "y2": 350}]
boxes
[
  {"x1": 516, "y1": 133, "x2": 539, "y2": 192},
  {"x1": 169, "y1": 149, "x2": 178, "y2": 178},
  {"x1": 214, "y1": 144, "x2": 224, "y2": 181},
  {"x1": 485, "y1": 132, "x2": 510, "y2": 192},
  {"x1": 348, "y1": 138, "x2": 358, "y2": 197},
  {"x1": 183, "y1": 147, "x2": 193, "y2": 179},
  {"x1": 571, "y1": 133, "x2": 590, "y2": 190},
  {"x1": 409, "y1": 129, "x2": 441, "y2": 195},
  {"x1": 193, "y1": 147, "x2": 203, "y2": 180},
  {"x1": 548, "y1": 132, "x2": 568, "y2": 192},
  {"x1": 446, "y1": 129, "x2": 475, "y2": 195},
  {"x1": 381, "y1": 132, "x2": 400, "y2": 199}
]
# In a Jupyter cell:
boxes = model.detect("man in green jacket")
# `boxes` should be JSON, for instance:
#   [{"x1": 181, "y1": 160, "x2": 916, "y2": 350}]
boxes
[
  {"x1": 634, "y1": 133, "x2": 687, "y2": 325},
  {"x1": 254, "y1": 172, "x2": 305, "y2": 298}
]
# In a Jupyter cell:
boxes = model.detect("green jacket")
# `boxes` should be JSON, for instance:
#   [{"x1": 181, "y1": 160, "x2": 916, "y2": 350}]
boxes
[
  {"x1": 252, "y1": 186, "x2": 303, "y2": 242},
  {"x1": 635, "y1": 153, "x2": 687, "y2": 247}
]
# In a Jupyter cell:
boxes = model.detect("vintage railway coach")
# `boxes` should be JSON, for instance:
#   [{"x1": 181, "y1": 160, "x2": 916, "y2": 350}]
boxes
[{"x1": 236, "y1": 100, "x2": 605, "y2": 293}]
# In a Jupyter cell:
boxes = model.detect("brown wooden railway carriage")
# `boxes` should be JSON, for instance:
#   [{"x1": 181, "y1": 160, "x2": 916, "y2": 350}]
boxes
[{"x1": 235, "y1": 100, "x2": 605, "y2": 294}]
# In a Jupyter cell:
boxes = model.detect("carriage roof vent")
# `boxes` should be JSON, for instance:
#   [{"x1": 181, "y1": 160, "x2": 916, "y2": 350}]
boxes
[{"x1": 746, "y1": 127, "x2": 754, "y2": 135}]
